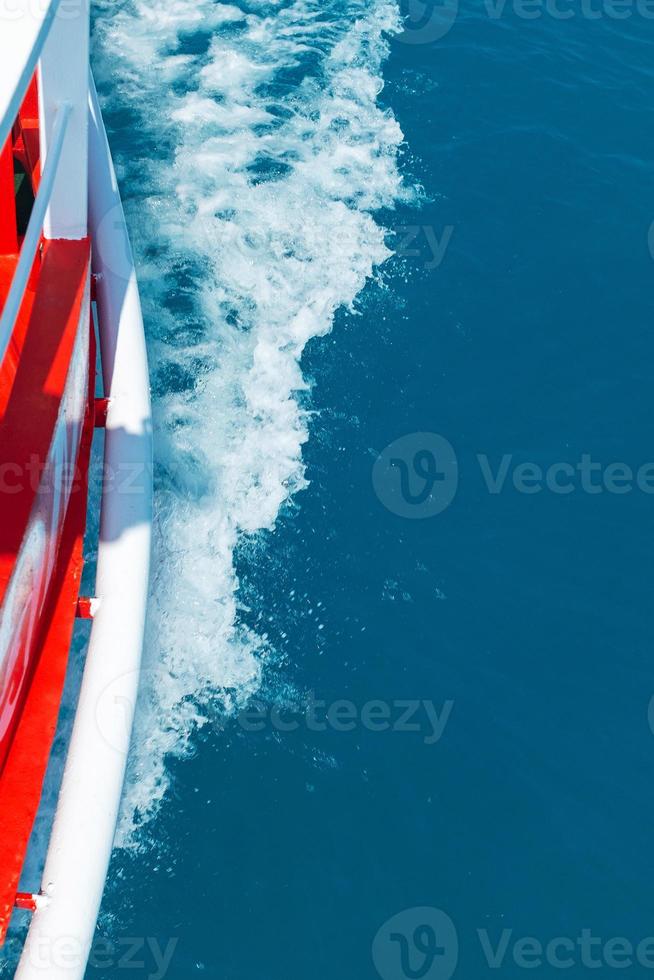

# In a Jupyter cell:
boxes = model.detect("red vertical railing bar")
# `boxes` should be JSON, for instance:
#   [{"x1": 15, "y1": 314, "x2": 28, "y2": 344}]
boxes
[
  {"x1": 21, "y1": 76, "x2": 39, "y2": 122},
  {"x1": 15, "y1": 75, "x2": 41, "y2": 191},
  {"x1": 0, "y1": 136, "x2": 17, "y2": 255}
]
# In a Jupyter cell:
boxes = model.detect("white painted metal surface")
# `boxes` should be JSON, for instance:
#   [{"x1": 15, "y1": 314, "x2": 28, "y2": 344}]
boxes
[
  {"x1": 0, "y1": 0, "x2": 88, "y2": 365},
  {"x1": 38, "y1": 0, "x2": 89, "y2": 239},
  {"x1": 0, "y1": 0, "x2": 61, "y2": 151},
  {"x1": 15, "y1": 77, "x2": 153, "y2": 979},
  {"x1": 0, "y1": 102, "x2": 70, "y2": 366}
]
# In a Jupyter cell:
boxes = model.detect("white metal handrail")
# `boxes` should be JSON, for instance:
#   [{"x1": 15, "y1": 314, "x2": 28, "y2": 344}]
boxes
[
  {"x1": 0, "y1": 0, "x2": 62, "y2": 152},
  {"x1": 16, "y1": 76, "x2": 153, "y2": 980},
  {"x1": 0, "y1": 100, "x2": 70, "y2": 367}
]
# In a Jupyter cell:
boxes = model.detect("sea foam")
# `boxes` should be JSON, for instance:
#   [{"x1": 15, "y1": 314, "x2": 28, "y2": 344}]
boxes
[{"x1": 91, "y1": 0, "x2": 408, "y2": 846}]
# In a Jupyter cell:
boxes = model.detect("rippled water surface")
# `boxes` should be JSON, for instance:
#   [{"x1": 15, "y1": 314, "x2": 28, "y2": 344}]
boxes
[{"x1": 3, "y1": 0, "x2": 654, "y2": 976}]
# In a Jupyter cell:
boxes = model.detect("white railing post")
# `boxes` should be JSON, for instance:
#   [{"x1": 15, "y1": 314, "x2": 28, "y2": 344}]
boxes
[{"x1": 38, "y1": 0, "x2": 89, "y2": 239}]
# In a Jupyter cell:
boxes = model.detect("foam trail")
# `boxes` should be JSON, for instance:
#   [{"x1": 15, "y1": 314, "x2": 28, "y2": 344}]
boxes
[{"x1": 90, "y1": 0, "x2": 408, "y2": 845}]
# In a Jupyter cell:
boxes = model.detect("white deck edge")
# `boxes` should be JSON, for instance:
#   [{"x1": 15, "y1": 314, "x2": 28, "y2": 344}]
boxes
[{"x1": 15, "y1": 74, "x2": 153, "y2": 979}]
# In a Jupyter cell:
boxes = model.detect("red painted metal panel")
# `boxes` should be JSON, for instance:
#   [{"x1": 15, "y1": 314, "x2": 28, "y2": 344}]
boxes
[
  {"x1": 0, "y1": 254, "x2": 37, "y2": 395},
  {"x1": 0, "y1": 72, "x2": 39, "y2": 257},
  {"x1": 0, "y1": 239, "x2": 91, "y2": 770},
  {"x1": 0, "y1": 478, "x2": 90, "y2": 943},
  {"x1": 0, "y1": 64, "x2": 101, "y2": 949},
  {"x1": 13, "y1": 74, "x2": 40, "y2": 193},
  {"x1": 20, "y1": 76, "x2": 38, "y2": 124},
  {"x1": 0, "y1": 137, "x2": 17, "y2": 256},
  {"x1": 0, "y1": 239, "x2": 94, "y2": 943}
]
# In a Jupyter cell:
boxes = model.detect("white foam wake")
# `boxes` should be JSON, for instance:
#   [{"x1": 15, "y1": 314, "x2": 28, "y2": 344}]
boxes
[{"x1": 91, "y1": 0, "x2": 408, "y2": 845}]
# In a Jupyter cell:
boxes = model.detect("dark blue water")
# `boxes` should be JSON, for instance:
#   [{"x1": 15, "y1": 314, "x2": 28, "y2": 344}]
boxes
[
  {"x1": 4, "y1": 1, "x2": 654, "y2": 978},
  {"x1": 232, "y1": 10, "x2": 654, "y2": 973},
  {"x1": 96, "y1": 4, "x2": 654, "y2": 979}
]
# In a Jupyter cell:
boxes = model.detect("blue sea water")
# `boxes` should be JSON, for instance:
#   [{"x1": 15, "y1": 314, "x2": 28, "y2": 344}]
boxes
[{"x1": 3, "y1": 0, "x2": 654, "y2": 977}]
